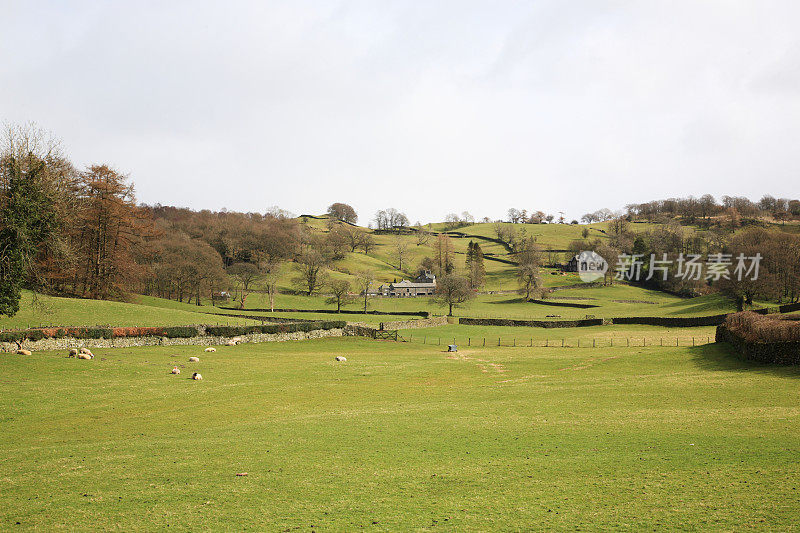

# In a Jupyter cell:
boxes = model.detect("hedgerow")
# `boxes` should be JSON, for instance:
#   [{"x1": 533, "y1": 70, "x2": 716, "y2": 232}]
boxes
[
  {"x1": 0, "y1": 321, "x2": 344, "y2": 344},
  {"x1": 724, "y1": 311, "x2": 800, "y2": 343},
  {"x1": 205, "y1": 321, "x2": 346, "y2": 337}
]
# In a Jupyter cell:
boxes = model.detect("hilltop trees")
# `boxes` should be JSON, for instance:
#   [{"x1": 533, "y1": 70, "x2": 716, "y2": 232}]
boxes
[
  {"x1": 374, "y1": 208, "x2": 409, "y2": 231},
  {"x1": 327, "y1": 203, "x2": 357, "y2": 224}
]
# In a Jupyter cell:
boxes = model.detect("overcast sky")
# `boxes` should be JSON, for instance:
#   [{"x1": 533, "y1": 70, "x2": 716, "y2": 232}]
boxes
[{"x1": 2, "y1": 1, "x2": 799, "y2": 224}]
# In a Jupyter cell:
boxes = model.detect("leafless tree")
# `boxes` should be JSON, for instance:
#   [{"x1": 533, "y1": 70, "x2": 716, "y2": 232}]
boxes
[
  {"x1": 292, "y1": 250, "x2": 328, "y2": 295},
  {"x1": 228, "y1": 262, "x2": 262, "y2": 308},
  {"x1": 326, "y1": 279, "x2": 353, "y2": 312},
  {"x1": 434, "y1": 274, "x2": 474, "y2": 316},
  {"x1": 394, "y1": 236, "x2": 410, "y2": 272},
  {"x1": 355, "y1": 270, "x2": 375, "y2": 312}
]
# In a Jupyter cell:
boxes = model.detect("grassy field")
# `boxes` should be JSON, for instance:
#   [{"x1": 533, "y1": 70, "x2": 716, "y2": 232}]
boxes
[
  {"x1": 398, "y1": 324, "x2": 718, "y2": 348},
  {"x1": 0, "y1": 292, "x2": 262, "y2": 330},
  {"x1": 2, "y1": 336, "x2": 799, "y2": 530}
]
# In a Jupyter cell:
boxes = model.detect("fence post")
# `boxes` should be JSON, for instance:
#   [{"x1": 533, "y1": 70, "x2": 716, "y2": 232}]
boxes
[
  {"x1": 468, "y1": 338, "x2": 471, "y2": 346},
  {"x1": 660, "y1": 338, "x2": 663, "y2": 346},
  {"x1": 513, "y1": 338, "x2": 516, "y2": 347},
  {"x1": 627, "y1": 338, "x2": 629, "y2": 347},
  {"x1": 530, "y1": 338, "x2": 532, "y2": 347},
  {"x1": 483, "y1": 338, "x2": 486, "y2": 347},
  {"x1": 498, "y1": 337, "x2": 500, "y2": 346},
  {"x1": 692, "y1": 337, "x2": 695, "y2": 346},
  {"x1": 593, "y1": 338, "x2": 595, "y2": 348},
  {"x1": 562, "y1": 339, "x2": 564, "y2": 347}
]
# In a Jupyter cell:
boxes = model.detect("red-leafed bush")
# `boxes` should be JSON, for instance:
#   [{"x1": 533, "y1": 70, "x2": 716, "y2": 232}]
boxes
[{"x1": 725, "y1": 311, "x2": 800, "y2": 343}]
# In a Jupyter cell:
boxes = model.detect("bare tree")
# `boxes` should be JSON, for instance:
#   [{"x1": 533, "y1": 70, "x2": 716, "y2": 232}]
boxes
[
  {"x1": 516, "y1": 239, "x2": 543, "y2": 301},
  {"x1": 361, "y1": 233, "x2": 375, "y2": 254},
  {"x1": 262, "y1": 259, "x2": 283, "y2": 312},
  {"x1": 326, "y1": 279, "x2": 353, "y2": 312},
  {"x1": 292, "y1": 250, "x2": 328, "y2": 295},
  {"x1": 394, "y1": 236, "x2": 410, "y2": 272},
  {"x1": 434, "y1": 274, "x2": 475, "y2": 316},
  {"x1": 355, "y1": 270, "x2": 375, "y2": 312},
  {"x1": 228, "y1": 262, "x2": 262, "y2": 308},
  {"x1": 345, "y1": 225, "x2": 364, "y2": 252},
  {"x1": 414, "y1": 223, "x2": 430, "y2": 246}
]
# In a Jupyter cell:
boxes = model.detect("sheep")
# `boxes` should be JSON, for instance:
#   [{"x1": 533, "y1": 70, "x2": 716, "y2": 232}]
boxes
[
  {"x1": 192, "y1": 372, "x2": 202, "y2": 380},
  {"x1": 79, "y1": 347, "x2": 93, "y2": 356},
  {"x1": 225, "y1": 339, "x2": 237, "y2": 347},
  {"x1": 335, "y1": 356, "x2": 347, "y2": 362},
  {"x1": 68, "y1": 348, "x2": 78, "y2": 358},
  {"x1": 16, "y1": 349, "x2": 32, "y2": 356},
  {"x1": 189, "y1": 356, "x2": 200, "y2": 362},
  {"x1": 77, "y1": 353, "x2": 92, "y2": 360},
  {"x1": 204, "y1": 347, "x2": 216, "y2": 353},
  {"x1": 171, "y1": 366, "x2": 181, "y2": 374}
]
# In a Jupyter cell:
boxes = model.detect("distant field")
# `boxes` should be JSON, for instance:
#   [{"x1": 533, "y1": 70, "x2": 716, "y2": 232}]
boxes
[
  {"x1": 2, "y1": 337, "x2": 798, "y2": 529},
  {"x1": 1, "y1": 283, "x2": 741, "y2": 331},
  {"x1": 0, "y1": 292, "x2": 262, "y2": 330}
]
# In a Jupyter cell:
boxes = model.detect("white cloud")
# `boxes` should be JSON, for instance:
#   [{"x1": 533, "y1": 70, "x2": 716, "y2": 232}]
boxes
[{"x1": 1, "y1": 0, "x2": 799, "y2": 223}]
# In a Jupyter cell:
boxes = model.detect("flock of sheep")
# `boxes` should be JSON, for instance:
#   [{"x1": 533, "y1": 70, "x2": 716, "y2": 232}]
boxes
[{"x1": 12, "y1": 338, "x2": 348, "y2": 379}]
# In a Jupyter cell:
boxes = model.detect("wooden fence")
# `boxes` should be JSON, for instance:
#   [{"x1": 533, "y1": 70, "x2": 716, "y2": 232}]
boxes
[{"x1": 401, "y1": 333, "x2": 715, "y2": 348}]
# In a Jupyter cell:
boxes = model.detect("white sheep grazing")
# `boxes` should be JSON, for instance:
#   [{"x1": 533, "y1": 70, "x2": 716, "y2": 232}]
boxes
[
  {"x1": 335, "y1": 356, "x2": 347, "y2": 362},
  {"x1": 204, "y1": 347, "x2": 216, "y2": 353},
  {"x1": 68, "y1": 348, "x2": 78, "y2": 357},
  {"x1": 16, "y1": 349, "x2": 32, "y2": 356},
  {"x1": 189, "y1": 356, "x2": 200, "y2": 362},
  {"x1": 77, "y1": 353, "x2": 92, "y2": 360},
  {"x1": 225, "y1": 340, "x2": 237, "y2": 346},
  {"x1": 171, "y1": 366, "x2": 181, "y2": 374},
  {"x1": 192, "y1": 372, "x2": 203, "y2": 380}
]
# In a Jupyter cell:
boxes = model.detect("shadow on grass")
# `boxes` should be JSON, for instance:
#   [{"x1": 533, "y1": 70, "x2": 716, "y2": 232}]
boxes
[
  {"x1": 688, "y1": 342, "x2": 800, "y2": 378},
  {"x1": 487, "y1": 297, "x2": 528, "y2": 305}
]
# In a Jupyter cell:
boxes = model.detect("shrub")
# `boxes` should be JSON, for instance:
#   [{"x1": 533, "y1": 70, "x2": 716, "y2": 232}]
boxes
[
  {"x1": 0, "y1": 331, "x2": 26, "y2": 343},
  {"x1": 724, "y1": 311, "x2": 800, "y2": 343},
  {"x1": 161, "y1": 326, "x2": 199, "y2": 338}
]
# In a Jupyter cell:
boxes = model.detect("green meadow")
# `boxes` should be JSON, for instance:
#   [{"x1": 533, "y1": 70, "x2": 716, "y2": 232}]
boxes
[{"x1": 2, "y1": 337, "x2": 799, "y2": 530}]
